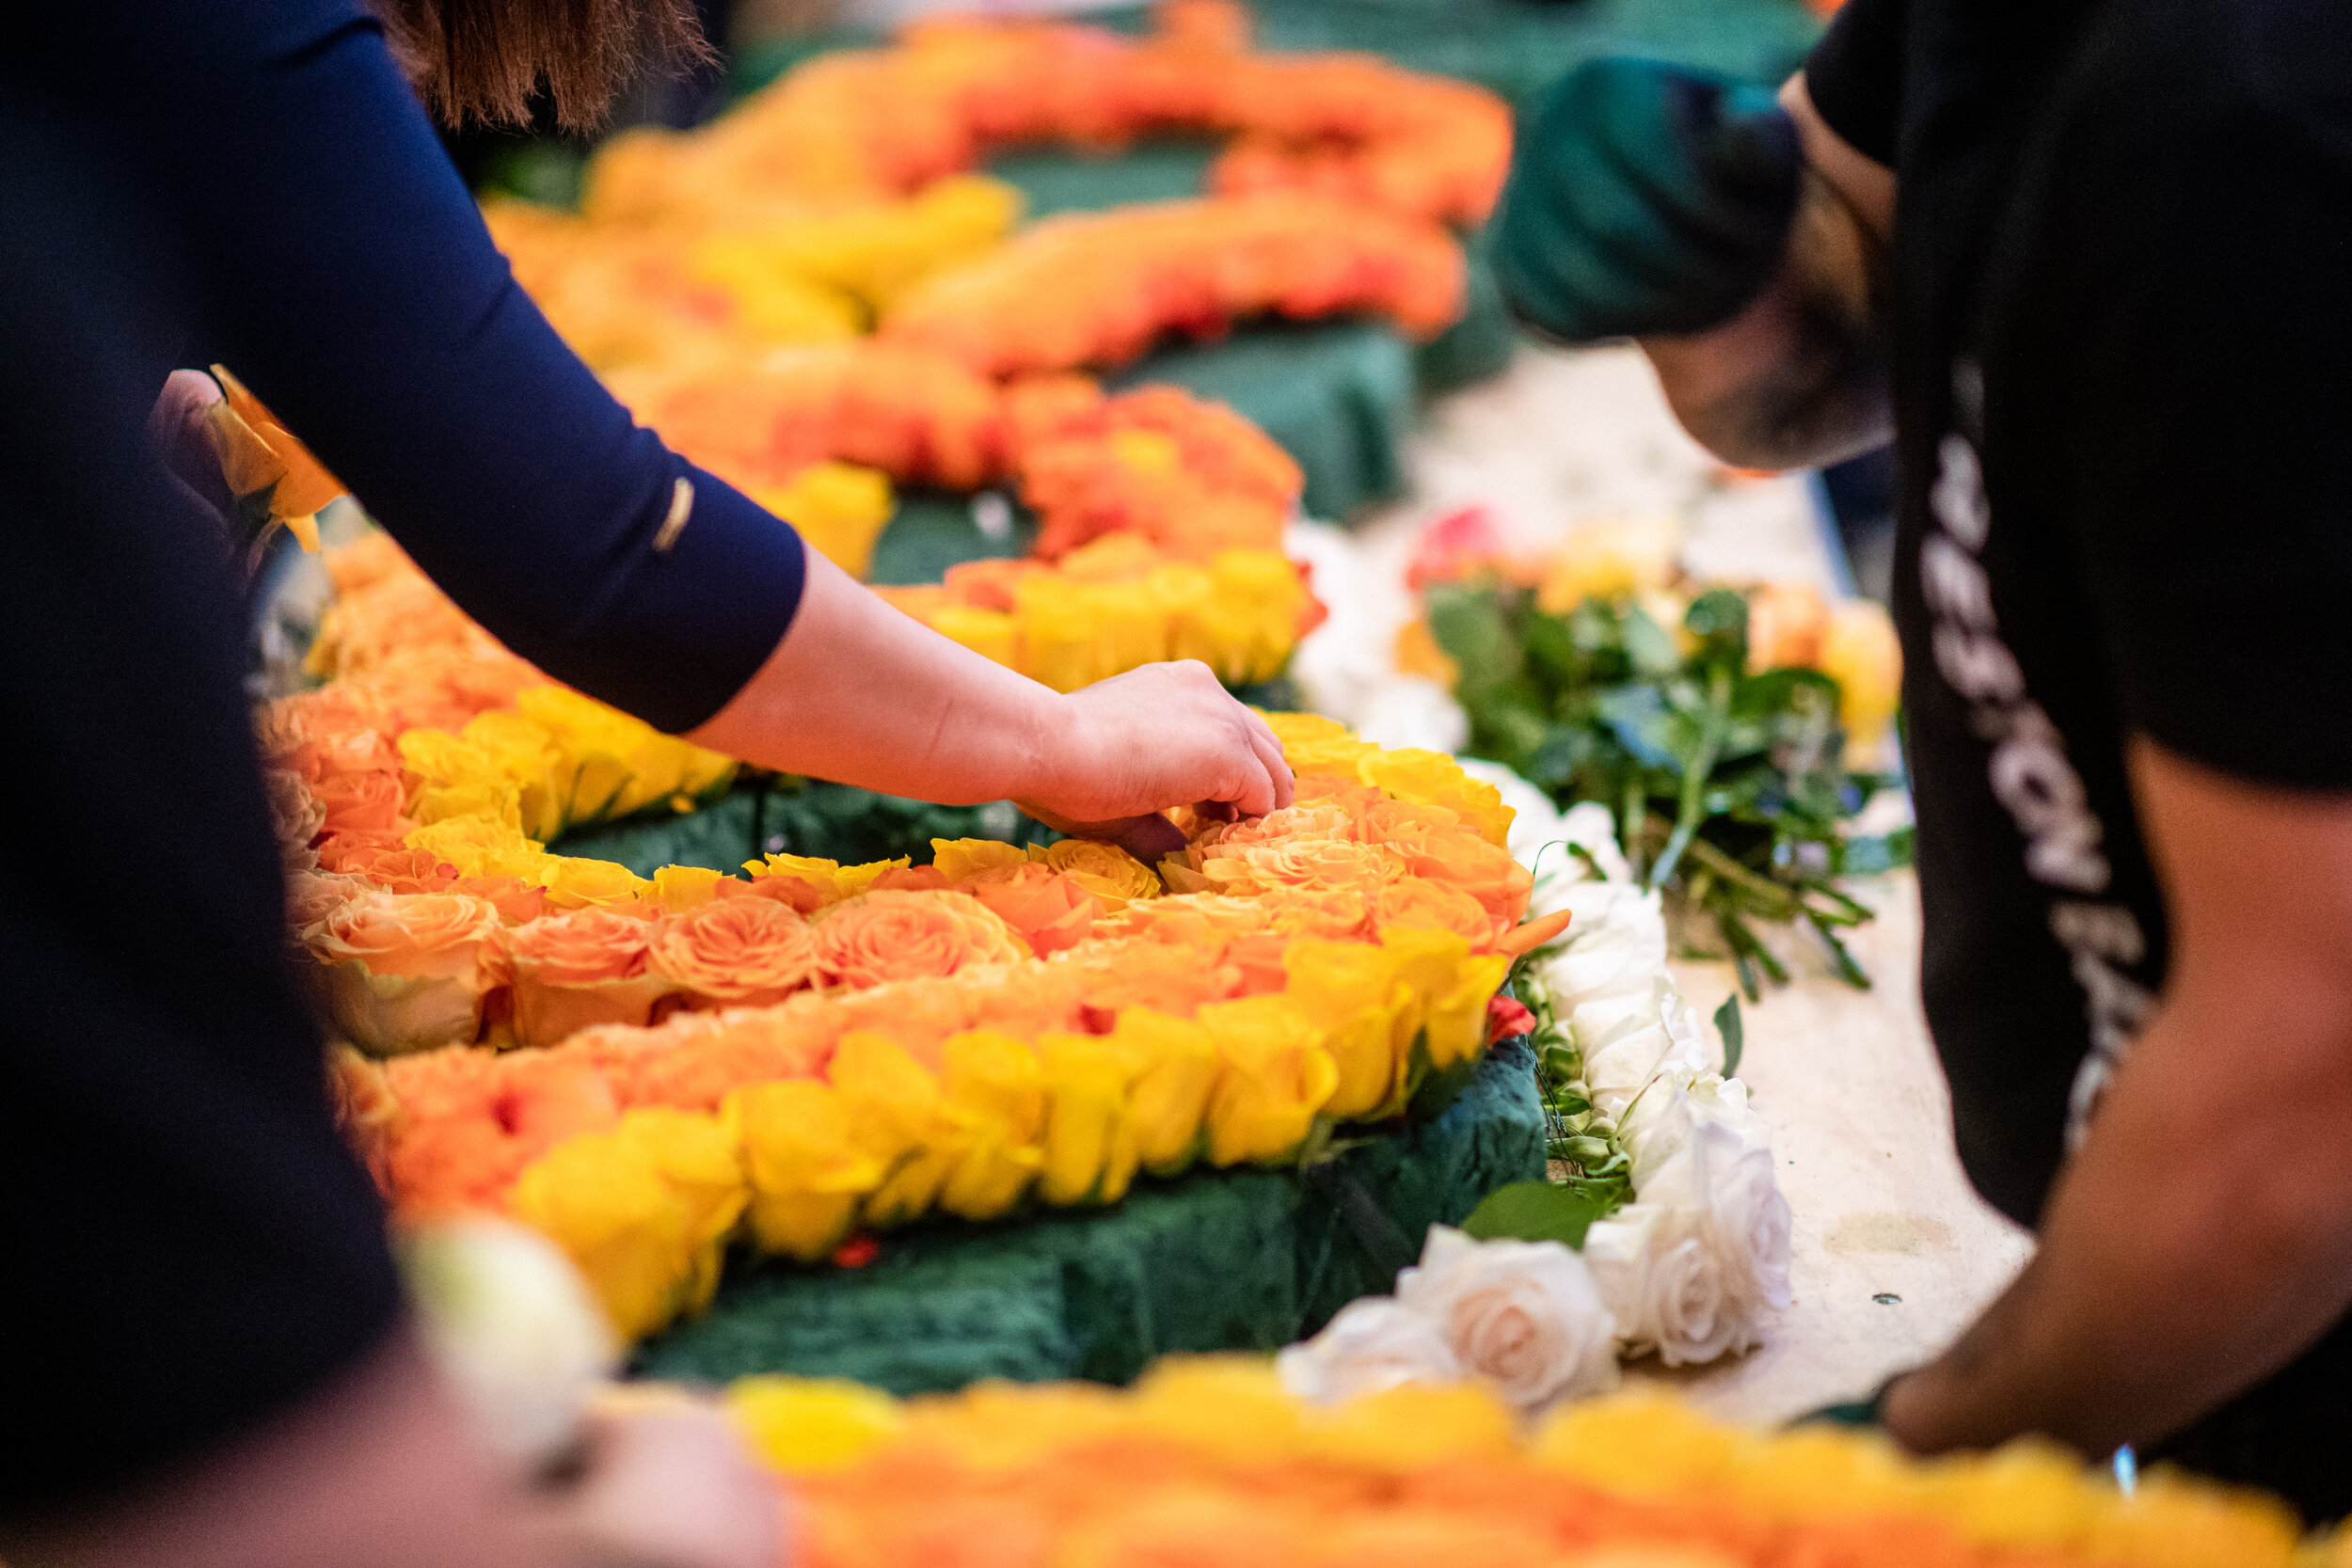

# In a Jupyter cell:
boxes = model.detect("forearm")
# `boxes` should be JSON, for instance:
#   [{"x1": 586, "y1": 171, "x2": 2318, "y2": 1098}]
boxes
[
  {"x1": 1638, "y1": 164, "x2": 1891, "y2": 472},
  {"x1": 1885, "y1": 995, "x2": 2352, "y2": 1456},
  {"x1": 688, "y1": 543, "x2": 1067, "y2": 806}
]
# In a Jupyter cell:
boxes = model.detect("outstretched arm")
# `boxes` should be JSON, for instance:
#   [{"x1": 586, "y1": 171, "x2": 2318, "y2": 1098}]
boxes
[
  {"x1": 689, "y1": 544, "x2": 1293, "y2": 844},
  {"x1": 1883, "y1": 740, "x2": 2352, "y2": 1456}
]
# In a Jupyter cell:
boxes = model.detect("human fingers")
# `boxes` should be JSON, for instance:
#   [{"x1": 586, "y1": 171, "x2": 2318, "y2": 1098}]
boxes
[
  {"x1": 1243, "y1": 720, "x2": 1294, "y2": 813},
  {"x1": 549, "y1": 1405, "x2": 786, "y2": 1568}
]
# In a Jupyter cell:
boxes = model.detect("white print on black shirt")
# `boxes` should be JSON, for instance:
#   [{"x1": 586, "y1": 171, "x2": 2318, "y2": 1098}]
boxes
[{"x1": 1925, "y1": 362, "x2": 2155, "y2": 1147}]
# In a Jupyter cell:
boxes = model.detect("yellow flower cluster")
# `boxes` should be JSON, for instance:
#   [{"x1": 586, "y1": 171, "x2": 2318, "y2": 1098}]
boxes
[
  {"x1": 737, "y1": 460, "x2": 898, "y2": 579},
  {"x1": 504, "y1": 917, "x2": 1506, "y2": 1339},
  {"x1": 878, "y1": 538, "x2": 1315, "y2": 691},
  {"x1": 725, "y1": 1364, "x2": 2310, "y2": 1568}
]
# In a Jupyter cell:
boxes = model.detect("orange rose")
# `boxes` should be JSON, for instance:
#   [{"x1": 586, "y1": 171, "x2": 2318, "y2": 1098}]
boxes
[
  {"x1": 312, "y1": 767, "x2": 409, "y2": 835},
  {"x1": 869, "y1": 864, "x2": 952, "y2": 894},
  {"x1": 1195, "y1": 837, "x2": 1391, "y2": 904},
  {"x1": 1070, "y1": 942, "x2": 1239, "y2": 1024},
  {"x1": 1368, "y1": 804, "x2": 1533, "y2": 927},
  {"x1": 307, "y1": 892, "x2": 502, "y2": 1054},
  {"x1": 315, "y1": 828, "x2": 413, "y2": 875},
  {"x1": 339, "y1": 845, "x2": 460, "y2": 895},
  {"x1": 651, "y1": 897, "x2": 820, "y2": 1007},
  {"x1": 957, "y1": 863, "x2": 1102, "y2": 955},
  {"x1": 502, "y1": 908, "x2": 675, "y2": 1049},
  {"x1": 1376, "y1": 876, "x2": 1498, "y2": 949},
  {"x1": 446, "y1": 874, "x2": 548, "y2": 924},
  {"x1": 811, "y1": 890, "x2": 1032, "y2": 991}
]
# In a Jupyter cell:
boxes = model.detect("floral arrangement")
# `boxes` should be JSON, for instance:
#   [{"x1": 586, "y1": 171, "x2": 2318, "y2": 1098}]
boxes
[
  {"x1": 276, "y1": 590, "x2": 1567, "y2": 1339},
  {"x1": 583, "y1": 3, "x2": 1511, "y2": 230},
  {"x1": 723, "y1": 1359, "x2": 2309, "y2": 1568},
  {"x1": 875, "y1": 194, "x2": 1465, "y2": 380}
]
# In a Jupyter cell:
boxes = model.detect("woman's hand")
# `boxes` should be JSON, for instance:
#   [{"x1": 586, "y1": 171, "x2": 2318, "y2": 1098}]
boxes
[
  {"x1": 689, "y1": 546, "x2": 1296, "y2": 846},
  {"x1": 535, "y1": 1399, "x2": 787, "y2": 1568},
  {"x1": 1014, "y1": 661, "x2": 1295, "y2": 858}
]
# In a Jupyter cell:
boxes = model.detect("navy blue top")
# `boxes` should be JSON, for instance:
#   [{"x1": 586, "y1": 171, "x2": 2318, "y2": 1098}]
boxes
[
  {"x1": 0, "y1": 0, "x2": 799, "y2": 1509},
  {"x1": 58, "y1": 0, "x2": 808, "y2": 736}
]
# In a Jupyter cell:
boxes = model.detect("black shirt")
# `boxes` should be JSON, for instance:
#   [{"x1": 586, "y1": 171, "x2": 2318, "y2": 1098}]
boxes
[{"x1": 1808, "y1": 0, "x2": 2352, "y2": 1519}]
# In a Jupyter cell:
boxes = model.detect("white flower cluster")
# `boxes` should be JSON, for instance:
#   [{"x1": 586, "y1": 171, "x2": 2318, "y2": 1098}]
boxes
[{"x1": 1280, "y1": 772, "x2": 1793, "y2": 1406}]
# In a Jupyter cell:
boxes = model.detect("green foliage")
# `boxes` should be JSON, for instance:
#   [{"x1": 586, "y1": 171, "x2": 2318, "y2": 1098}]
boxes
[
  {"x1": 1428, "y1": 583, "x2": 1908, "y2": 999},
  {"x1": 1460, "y1": 1180, "x2": 1612, "y2": 1251},
  {"x1": 1714, "y1": 992, "x2": 1744, "y2": 1078}
]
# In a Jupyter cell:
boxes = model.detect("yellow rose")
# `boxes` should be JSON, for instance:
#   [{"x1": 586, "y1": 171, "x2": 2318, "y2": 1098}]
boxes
[
  {"x1": 932, "y1": 1029, "x2": 1048, "y2": 1223},
  {"x1": 1262, "y1": 709, "x2": 1376, "y2": 781},
  {"x1": 1426, "y1": 953, "x2": 1510, "y2": 1070},
  {"x1": 1039, "y1": 838, "x2": 1162, "y2": 909},
  {"x1": 506, "y1": 1129, "x2": 694, "y2": 1342},
  {"x1": 727, "y1": 1376, "x2": 904, "y2": 1478},
  {"x1": 725, "y1": 1080, "x2": 883, "y2": 1262},
  {"x1": 1196, "y1": 994, "x2": 1338, "y2": 1166},
  {"x1": 516, "y1": 686, "x2": 651, "y2": 826},
  {"x1": 1036, "y1": 1033, "x2": 1140, "y2": 1207},
  {"x1": 1207, "y1": 550, "x2": 1309, "y2": 684},
  {"x1": 751, "y1": 461, "x2": 894, "y2": 580},
  {"x1": 1107, "y1": 1007, "x2": 1220, "y2": 1177},
  {"x1": 931, "y1": 837, "x2": 1028, "y2": 883},
  {"x1": 459, "y1": 708, "x2": 566, "y2": 841},
  {"x1": 828, "y1": 1030, "x2": 965, "y2": 1227},
  {"x1": 930, "y1": 603, "x2": 1019, "y2": 668},
  {"x1": 644, "y1": 864, "x2": 725, "y2": 913},
  {"x1": 1014, "y1": 576, "x2": 1112, "y2": 693},
  {"x1": 1357, "y1": 747, "x2": 1514, "y2": 848},
  {"x1": 540, "y1": 856, "x2": 653, "y2": 911},
  {"x1": 614, "y1": 1108, "x2": 747, "y2": 1316},
  {"x1": 405, "y1": 816, "x2": 551, "y2": 881},
  {"x1": 1281, "y1": 940, "x2": 1411, "y2": 1120}
]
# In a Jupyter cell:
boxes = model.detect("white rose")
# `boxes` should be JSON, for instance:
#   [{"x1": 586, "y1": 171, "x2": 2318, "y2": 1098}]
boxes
[
  {"x1": 1559, "y1": 800, "x2": 1631, "y2": 884},
  {"x1": 1583, "y1": 1205, "x2": 1745, "y2": 1367},
  {"x1": 1393, "y1": 1227, "x2": 1619, "y2": 1412},
  {"x1": 1638, "y1": 1118, "x2": 1791, "y2": 1313},
  {"x1": 1277, "y1": 1296, "x2": 1463, "y2": 1406},
  {"x1": 1617, "y1": 1073, "x2": 1698, "y2": 1181}
]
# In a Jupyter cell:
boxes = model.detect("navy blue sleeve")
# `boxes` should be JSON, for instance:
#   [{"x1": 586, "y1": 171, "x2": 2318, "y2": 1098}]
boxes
[{"x1": 106, "y1": 0, "x2": 805, "y2": 735}]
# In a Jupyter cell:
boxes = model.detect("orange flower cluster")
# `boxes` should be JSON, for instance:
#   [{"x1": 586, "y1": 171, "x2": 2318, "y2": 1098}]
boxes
[
  {"x1": 584, "y1": 4, "x2": 1512, "y2": 230},
  {"x1": 729, "y1": 1368, "x2": 2305, "y2": 1568},
  {"x1": 878, "y1": 195, "x2": 1465, "y2": 379}
]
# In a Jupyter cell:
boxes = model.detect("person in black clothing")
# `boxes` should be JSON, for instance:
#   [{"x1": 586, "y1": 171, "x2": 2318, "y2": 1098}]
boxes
[
  {"x1": 0, "y1": 1, "x2": 1290, "y2": 1563},
  {"x1": 1492, "y1": 0, "x2": 2352, "y2": 1523}
]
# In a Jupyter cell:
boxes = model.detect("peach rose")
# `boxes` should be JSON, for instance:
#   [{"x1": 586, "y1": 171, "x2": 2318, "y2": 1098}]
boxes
[
  {"x1": 869, "y1": 864, "x2": 952, "y2": 894},
  {"x1": 315, "y1": 828, "x2": 413, "y2": 875},
  {"x1": 446, "y1": 874, "x2": 548, "y2": 925},
  {"x1": 286, "y1": 871, "x2": 368, "y2": 939},
  {"x1": 1038, "y1": 839, "x2": 1161, "y2": 909},
  {"x1": 307, "y1": 892, "x2": 502, "y2": 1055},
  {"x1": 311, "y1": 767, "x2": 408, "y2": 835},
  {"x1": 957, "y1": 863, "x2": 1102, "y2": 955},
  {"x1": 1377, "y1": 876, "x2": 1498, "y2": 949},
  {"x1": 811, "y1": 890, "x2": 1031, "y2": 991},
  {"x1": 341, "y1": 846, "x2": 461, "y2": 895},
  {"x1": 262, "y1": 768, "x2": 325, "y2": 870},
  {"x1": 501, "y1": 908, "x2": 674, "y2": 1049},
  {"x1": 1371, "y1": 806, "x2": 1534, "y2": 927},
  {"x1": 1197, "y1": 837, "x2": 1391, "y2": 904},
  {"x1": 650, "y1": 898, "x2": 820, "y2": 1007}
]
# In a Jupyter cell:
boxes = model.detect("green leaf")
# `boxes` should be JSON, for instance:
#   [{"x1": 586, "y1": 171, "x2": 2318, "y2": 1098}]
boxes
[
  {"x1": 1425, "y1": 584, "x2": 1522, "y2": 694},
  {"x1": 1460, "y1": 1180, "x2": 1613, "y2": 1250},
  {"x1": 1842, "y1": 826, "x2": 1916, "y2": 874},
  {"x1": 1714, "y1": 992, "x2": 1745, "y2": 1078},
  {"x1": 1683, "y1": 588, "x2": 1750, "y2": 672}
]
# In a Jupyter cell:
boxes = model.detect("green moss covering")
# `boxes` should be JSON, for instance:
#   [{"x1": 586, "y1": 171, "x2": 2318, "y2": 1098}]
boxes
[{"x1": 635, "y1": 1038, "x2": 1543, "y2": 1392}]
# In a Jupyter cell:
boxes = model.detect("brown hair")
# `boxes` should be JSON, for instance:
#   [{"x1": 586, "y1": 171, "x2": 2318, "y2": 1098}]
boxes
[{"x1": 370, "y1": 0, "x2": 712, "y2": 132}]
